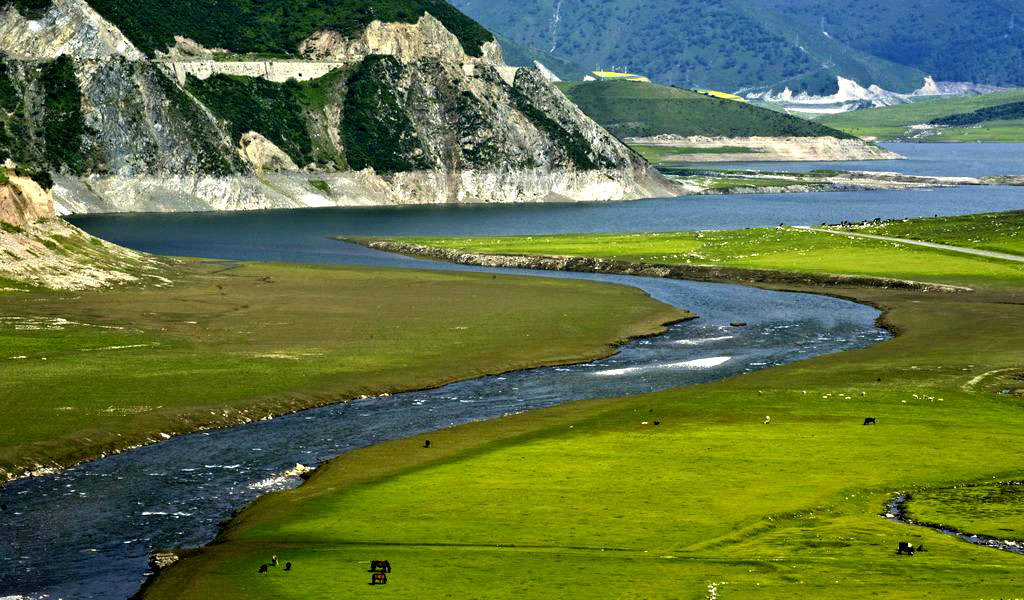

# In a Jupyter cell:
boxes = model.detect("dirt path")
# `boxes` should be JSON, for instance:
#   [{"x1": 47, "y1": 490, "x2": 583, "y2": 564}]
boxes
[{"x1": 797, "y1": 227, "x2": 1024, "y2": 263}]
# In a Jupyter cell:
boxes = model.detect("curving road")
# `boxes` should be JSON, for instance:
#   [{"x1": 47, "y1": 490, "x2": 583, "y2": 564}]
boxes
[{"x1": 796, "y1": 226, "x2": 1024, "y2": 263}]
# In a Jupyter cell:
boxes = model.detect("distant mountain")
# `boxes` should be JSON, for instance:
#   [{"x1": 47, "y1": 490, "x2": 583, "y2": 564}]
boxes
[{"x1": 450, "y1": 0, "x2": 1024, "y2": 95}]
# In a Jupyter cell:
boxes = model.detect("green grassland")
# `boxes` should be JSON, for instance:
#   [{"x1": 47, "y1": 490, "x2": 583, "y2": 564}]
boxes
[
  {"x1": 841, "y1": 211, "x2": 1024, "y2": 256},
  {"x1": 556, "y1": 80, "x2": 854, "y2": 140},
  {"x1": 396, "y1": 227, "x2": 1024, "y2": 288},
  {"x1": 0, "y1": 261, "x2": 683, "y2": 480},
  {"x1": 142, "y1": 215, "x2": 1024, "y2": 599},
  {"x1": 904, "y1": 483, "x2": 1024, "y2": 541},
  {"x1": 820, "y1": 90, "x2": 1024, "y2": 141}
]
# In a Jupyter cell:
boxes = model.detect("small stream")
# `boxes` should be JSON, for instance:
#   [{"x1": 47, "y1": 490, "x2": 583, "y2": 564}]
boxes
[
  {"x1": 884, "y1": 494, "x2": 1024, "y2": 555},
  {"x1": 0, "y1": 263, "x2": 887, "y2": 599}
]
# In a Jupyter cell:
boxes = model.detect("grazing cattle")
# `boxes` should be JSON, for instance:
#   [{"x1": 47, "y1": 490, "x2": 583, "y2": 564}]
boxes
[
  {"x1": 284, "y1": 562, "x2": 292, "y2": 571},
  {"x1": 271, "y1": 555, "x2": 279, "y2": 567},
  {"x1": 371, "y1": 572, "x2": 388, "y2": 585},
  {"x1": 423, "y1": 440, "x2": 431, "y2": 448},
  {"x1": 763, "y1": 416, "x2": 771, "y2": 425},
  {"x1": 370, "y1": 560, "x2": 392, "y2": 573},
  {"x1": 258, "y1": 564, "x2": 269, "y2": 574},
  {"x1": 897, "y1": 542, "x2": 915, "y2": 555},
  {"x1": 653, "y1": 421, "x2": 660, "y2": 426},
  {"x1": 863, "y1": 417, "x2": 877, "y2": 425},
  {"x1": 916, "y1": 544, "x2": 926, "y2": 552}
]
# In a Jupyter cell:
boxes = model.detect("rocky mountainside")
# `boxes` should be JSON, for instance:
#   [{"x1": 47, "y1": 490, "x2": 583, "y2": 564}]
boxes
[
  {"x1": 0, "y1": 172, "x2": 169, "y2": 288},
  {"x1": 0, "y1": 0, "x2": 676, "y2": 214},
  {"x1": 450, "y1": 0, "x2": 1024, "y2": 96}
]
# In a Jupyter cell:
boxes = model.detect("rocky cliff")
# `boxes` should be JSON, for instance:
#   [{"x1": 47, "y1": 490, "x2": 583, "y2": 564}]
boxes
[
  {"x1": 0, "y1": 173, "x2": 170, "y2": 288},
  {"x1": 0, "y1": 0, "x2": 678, "y2": 214}
]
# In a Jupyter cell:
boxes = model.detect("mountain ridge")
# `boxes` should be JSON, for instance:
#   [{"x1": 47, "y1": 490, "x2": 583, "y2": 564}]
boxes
[{"x1": 0, "y1": 0, "x2": 678, "y2": 213}]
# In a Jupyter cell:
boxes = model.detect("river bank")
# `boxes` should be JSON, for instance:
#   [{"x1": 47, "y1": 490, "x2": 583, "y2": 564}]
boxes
[{"x1": 0, "y1": 261, "x2": 686, "y2": 486}]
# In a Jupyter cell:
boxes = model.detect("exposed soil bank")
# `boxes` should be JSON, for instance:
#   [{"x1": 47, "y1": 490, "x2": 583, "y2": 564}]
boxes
[{"x1": 627, "y1": 135, "x2": 903, "y2": 162}]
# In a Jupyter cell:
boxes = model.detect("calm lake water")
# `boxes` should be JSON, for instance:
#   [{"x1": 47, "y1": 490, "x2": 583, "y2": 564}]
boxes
[
  {"x1": 71, "y1": 185, "x2": 1024, "y2": 266},
  {"x1": 694, "y1": 142, "x2": 1024, "y2": 177}
]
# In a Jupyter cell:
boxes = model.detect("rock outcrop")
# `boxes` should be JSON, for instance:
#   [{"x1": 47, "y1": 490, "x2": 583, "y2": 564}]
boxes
[
  {"x1": 0, "y1": 2, "x2": 679, "y2": 214},
  {"x1": 0, "y1": 174, "x2": 53, "y2": 226},
  {"x1": 0, "y1": 174, "x2": 171, "y2": 289}
]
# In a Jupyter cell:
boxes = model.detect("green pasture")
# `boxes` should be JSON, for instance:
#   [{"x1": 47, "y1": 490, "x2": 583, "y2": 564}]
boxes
[
  {"x1": 838, "y1": 211, "x2": 1024, "y2": 256},
  {"x1": 926, "y1": 119, "x2": 1024, "y2": 143},
  {"x1": 0, "y1": 261, "x2": 683, "y2": 479},
  {"x1": 820, "y1": 90, "x2": 1024, "y2": 141},
  {"x1": 905, "y1": 483, "x2": 1024, "y2": 541},
  {"x1": 397, "y1": 224, "x2": 1024, "y2": 288},
  {"x1": 142, "y1": 215, "x2": 1024, "y2": 598}
]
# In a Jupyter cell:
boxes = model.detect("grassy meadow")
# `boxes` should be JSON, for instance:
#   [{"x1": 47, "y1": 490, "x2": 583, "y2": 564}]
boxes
[
  {"x1": 819, "y1": 90, "x2": 1024, "y2": 141},
  {"x1": 395, "y1": 225, "x2": 1024, "y2": 288},
  {"x1": 0, "y1": 261, "x2": 684, "y2": 480},
  {"x1": 142, "y1": 215, "x2": 1024, "y2": 599},
  {"x1": 836, "y1": 211, "x2": 1024, "y2": 256}
]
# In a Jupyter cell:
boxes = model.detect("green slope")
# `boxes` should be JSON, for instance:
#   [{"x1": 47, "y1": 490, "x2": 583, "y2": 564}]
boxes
[
  {"x1": 821, "y1": 89, "x2": 1024, "y2": 140},
  {"x1": 557, "y1": 80, "x2": 855, "y2": 139}
]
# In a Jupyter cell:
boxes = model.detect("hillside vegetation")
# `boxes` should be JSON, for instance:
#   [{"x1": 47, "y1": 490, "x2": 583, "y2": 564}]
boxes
[
  {"x1": 13, "y1": 0, "x2": 494, "y2": 57},
  {"x1": 930, "y1": 100, "x2": 1024, "y2": 127},
  {"x1": 451, "y1": 0, "x2": 926, "y2": 94},
  {"x1": 556, "y1": 80, "x2": 854, "y2": 139},
  {"x1": 765, "y1": 0, "x2": 1024, "y2": 87},
  {"x1": 821, "y1": 89, "x2": 1024, "y2": 140},
  {"x1": 452, "y1": 0, "x2": 1024, "y2": 93}
]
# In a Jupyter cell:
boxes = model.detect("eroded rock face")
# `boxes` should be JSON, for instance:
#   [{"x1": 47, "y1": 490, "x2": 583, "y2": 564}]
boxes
[
  {"x1": 238, "y1": 132, "x2": 299, "y2": 173},
  {"x1": 0, "y1": 175, "x2": 54, "y2": 226},
  {"x1": 0, "y1": 0, "x2": 142, "y2": 60},
  {"x1": 300, "y1": 14, "x2": 469, "y2": 64},
  {"x1": 2, "y1": 4, "x2": 679, "y2": 213}
]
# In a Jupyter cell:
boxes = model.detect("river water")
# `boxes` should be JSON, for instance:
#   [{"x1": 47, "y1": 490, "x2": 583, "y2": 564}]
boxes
[{"x1": 4, "y1": 144, "x2": 1022, "y2": 599}]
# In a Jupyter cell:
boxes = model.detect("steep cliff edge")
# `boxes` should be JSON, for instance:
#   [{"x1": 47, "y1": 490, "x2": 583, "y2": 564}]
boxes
[
  {"x1": 0, "y1": 173, "x2": 171, "y2": 288},
  {"x1": 0, "y1": 0, "x2": 678, "y2": 213}
]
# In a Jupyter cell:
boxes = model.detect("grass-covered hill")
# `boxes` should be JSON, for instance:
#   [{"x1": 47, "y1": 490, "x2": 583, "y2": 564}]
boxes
[
  {"x1": 929, "y1": 100, "x2": 1024, "y2": 127},
  {"x1": 557, "y1": 80, "x2": 855, "y2": 139},
  {"x1": 10, "y1": 0, "x2": 494, "y2": 57},
  {"x1": 820, "y1": 89, "x2": 1024, "y2": 141},
  {"x1": 451, "y1": 0, "x2": 1024, "y2": 94}
]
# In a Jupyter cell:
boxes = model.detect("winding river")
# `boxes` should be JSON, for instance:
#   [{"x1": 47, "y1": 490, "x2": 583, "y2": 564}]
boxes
[
  {"x1": 1, "y1": 259, "x2": 886, "y2": 599},
  {"x1": 4, "y1": 144, "x2": 1023, "y2": 598}
]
